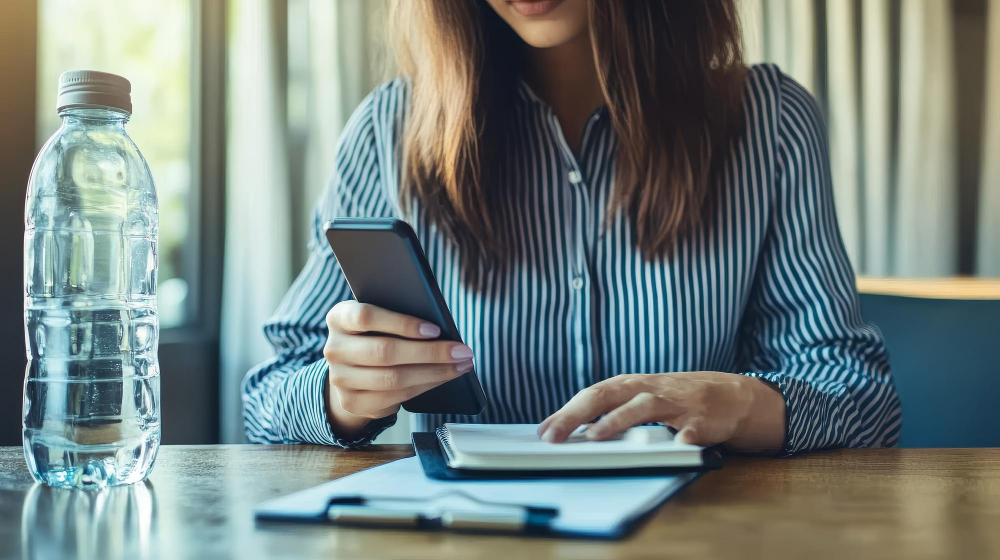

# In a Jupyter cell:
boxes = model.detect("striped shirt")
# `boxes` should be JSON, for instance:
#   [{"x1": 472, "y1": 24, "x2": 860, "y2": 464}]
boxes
[{"x1": 242, "y1": 64, "x2": 901, "y2": 454}]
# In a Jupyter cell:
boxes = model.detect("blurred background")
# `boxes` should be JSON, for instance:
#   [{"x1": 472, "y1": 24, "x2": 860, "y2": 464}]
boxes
[{"x1": 0, "y1": 0, "x2": 997, "y2": 447}]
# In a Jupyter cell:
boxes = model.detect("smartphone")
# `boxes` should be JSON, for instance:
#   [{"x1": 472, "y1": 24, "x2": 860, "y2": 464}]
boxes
[{"x1": 325, "y1": 218, "x2": 487, "y2": 415}]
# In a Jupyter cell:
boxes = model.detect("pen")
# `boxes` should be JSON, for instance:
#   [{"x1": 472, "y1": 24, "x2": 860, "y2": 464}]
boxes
[{"x1": 325, "y1": 496, "x2": 559, "y2": 533}]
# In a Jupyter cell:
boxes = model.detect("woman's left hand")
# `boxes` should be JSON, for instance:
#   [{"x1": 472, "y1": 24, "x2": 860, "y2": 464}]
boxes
[{"x1": 537, "y1": 372, "x2": 787, "y2": 453}]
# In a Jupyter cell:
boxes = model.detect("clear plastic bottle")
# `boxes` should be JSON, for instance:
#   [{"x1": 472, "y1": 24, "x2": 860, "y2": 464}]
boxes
[{"x1": 23, "y1": 70, "x2": 160, "y2": 488}]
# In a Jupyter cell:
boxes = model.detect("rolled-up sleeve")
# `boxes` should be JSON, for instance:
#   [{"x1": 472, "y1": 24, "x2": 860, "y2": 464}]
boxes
[
  {"x1": 738, "y1": 73, "x2": 902, "y2": 455},
  {"x1": 241, "y1": 89, "x2": 398, "y2": 446}
]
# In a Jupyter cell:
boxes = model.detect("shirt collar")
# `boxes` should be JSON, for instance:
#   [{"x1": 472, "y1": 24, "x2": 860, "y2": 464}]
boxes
[{"x1": 516, "y1": 79, "x2": 609, "y2": 123}]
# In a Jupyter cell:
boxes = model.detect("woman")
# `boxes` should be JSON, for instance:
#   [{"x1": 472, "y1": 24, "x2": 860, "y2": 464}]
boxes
[{"x1": 243, "y1": 0, "x2": 900, "y2": 454}]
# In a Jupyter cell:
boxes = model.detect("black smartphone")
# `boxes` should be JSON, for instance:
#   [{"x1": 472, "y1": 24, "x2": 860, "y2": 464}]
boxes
[{"x1": 325, "y1": 218, "x2": 487, "y2": 416}]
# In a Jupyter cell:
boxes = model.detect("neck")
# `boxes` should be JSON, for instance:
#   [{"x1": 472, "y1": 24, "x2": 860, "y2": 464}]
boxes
[{"x1": 524, "y1": 31, "x2": 605, "y2": 154}]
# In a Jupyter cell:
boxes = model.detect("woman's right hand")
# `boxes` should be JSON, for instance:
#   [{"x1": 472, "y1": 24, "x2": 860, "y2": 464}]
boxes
[{"x1": 323, "y1": 300, "x2": 475, "y2": 438}]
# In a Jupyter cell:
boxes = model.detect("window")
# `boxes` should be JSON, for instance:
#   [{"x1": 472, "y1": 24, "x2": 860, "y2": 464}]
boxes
[
  {"x1": 26, "y1": 0, "x2": 227, "y2": 443},
  {"x1": 36, "y1": 0, "x2": 195, "y2": 327}
]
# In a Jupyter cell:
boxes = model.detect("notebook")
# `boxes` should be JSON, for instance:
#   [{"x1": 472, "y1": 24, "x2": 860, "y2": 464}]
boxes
[{"x1": 433, "y1": 423, "x2": 715, "y2": 471}]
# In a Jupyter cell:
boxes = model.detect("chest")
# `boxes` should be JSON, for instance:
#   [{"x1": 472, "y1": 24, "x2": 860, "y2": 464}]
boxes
[{"x1": 410, "y1": 114, "x2": 775, "y2": 383}]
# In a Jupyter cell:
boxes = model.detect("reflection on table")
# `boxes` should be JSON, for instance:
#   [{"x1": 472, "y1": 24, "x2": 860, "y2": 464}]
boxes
[{"x1": 21, "y1": 481, "x2": 156, "y2": 560}]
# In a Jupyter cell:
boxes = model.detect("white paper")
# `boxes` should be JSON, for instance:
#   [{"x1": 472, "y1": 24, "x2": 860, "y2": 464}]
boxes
[
  {"x1": 255, "y1": 457, "x2": 694, "y2": 536},
  {"x1": 444, "y1": 423, "x2": 701, "y2": 456}
]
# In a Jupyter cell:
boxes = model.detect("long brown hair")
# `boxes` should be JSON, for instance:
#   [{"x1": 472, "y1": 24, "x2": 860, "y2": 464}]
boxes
[{"x1": 389, "y1": 0, "x2": 746, "y2": 258}]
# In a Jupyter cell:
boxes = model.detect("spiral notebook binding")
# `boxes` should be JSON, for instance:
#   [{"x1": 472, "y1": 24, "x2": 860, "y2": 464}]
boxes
[{"x1": 435, "y1": 426, "x2": 458, "y2": 467}]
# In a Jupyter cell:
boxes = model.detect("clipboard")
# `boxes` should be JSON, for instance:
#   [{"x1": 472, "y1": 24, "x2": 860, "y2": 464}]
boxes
[{"x1": 254, "y1": 456, "x2": 701, "y2": 539}]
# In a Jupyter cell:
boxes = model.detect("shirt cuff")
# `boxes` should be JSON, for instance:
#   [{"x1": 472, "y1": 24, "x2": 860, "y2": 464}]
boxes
[
  {"x1": 283, "y1": 359, "x2": 398, "y2": 447},
  {"x1": 741, "y1": 371, "x2": 797, "y2": 456}
]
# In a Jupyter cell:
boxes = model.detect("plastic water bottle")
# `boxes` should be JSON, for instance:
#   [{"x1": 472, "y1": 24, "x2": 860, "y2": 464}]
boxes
[{"x1": 23, "y1": 71, "x2": 160, "y2": 488}]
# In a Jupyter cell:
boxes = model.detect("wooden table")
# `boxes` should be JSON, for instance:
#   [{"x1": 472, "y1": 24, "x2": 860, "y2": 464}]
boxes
[{"x1": 1, "y1": 445, "x2": 999, "y2": 559}]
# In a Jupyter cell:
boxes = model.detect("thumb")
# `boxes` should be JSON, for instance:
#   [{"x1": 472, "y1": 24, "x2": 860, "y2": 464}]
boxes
[{"x1": 675, "y1": 424, "x2": 700, "y2": 446}]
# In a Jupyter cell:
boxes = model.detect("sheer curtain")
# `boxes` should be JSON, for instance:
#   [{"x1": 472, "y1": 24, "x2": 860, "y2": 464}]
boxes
[
  {"x1": 742, "y1": 0, "x2": 968, "y2": 277},
  {"x1": 220, "y1": 0, "x2": 387, "y2": 443},
  {"x1": 220, "y1": 0, "x2": 292, "y2": 444},
  {"x1": 981, "y1": 0, "x2": 1000, "y2": 276}
]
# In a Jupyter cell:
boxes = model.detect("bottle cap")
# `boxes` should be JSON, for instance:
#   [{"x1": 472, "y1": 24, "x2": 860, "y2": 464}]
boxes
[{"x1": 56, "y1": 70, "x2": 132, "y2": 115}]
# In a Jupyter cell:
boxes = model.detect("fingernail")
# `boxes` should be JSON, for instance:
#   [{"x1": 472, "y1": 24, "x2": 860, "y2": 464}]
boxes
[
  {"x1": 451, "y1": 345, "x2": 474, "y2": 360},
  {"x1": 455, "y1": 360, "x2": 474, "y2": 374},
  {"x1": 419, "y1": 323, "x2": 441, "y2": 338},
  {"x1": 542, "y1": 429, "x2": 558, "y2": 443}
]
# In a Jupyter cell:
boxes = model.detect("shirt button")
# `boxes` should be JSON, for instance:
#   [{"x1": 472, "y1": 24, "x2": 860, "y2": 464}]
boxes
[
  {"x1": 568, "y1": 170, "x2": 582, "y2": 185},
  {"x1": 571, "y1": 277, "x2": 584, "y2": 290}
]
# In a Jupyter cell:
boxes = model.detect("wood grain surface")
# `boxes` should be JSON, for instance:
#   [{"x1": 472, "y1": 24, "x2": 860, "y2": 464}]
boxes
[
  {"x1": 857, "y1": 276, "x2": 1000, "y2": 299},
  {"x1": 1, "y1": 445, "x2": 999, "y2": 560}
]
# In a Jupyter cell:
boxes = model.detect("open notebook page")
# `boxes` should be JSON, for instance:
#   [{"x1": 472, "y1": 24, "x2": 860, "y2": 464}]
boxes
[{"x1": 443, "y1": 423, "x2": 703, "y2": 456}]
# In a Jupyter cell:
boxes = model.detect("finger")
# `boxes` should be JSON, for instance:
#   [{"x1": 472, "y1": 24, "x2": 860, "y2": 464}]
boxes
[
  {"x1": 329, "y1": 361, "x2": 474, "y2": 391},
  {"x1": 536, "y1": 415, "x2": 556, "y2": 437},
  {"x1": 586, "y1": 392, "x2": 686, "y2": 441},
  {"x1": 540, "y1": 382, "x2": 635, "y2": 443},
  {"x1": 675, "y1": 424, "x2": 702, "y2": 446},
  {"x1": 328, "y1": 301, "x2": 441, "y2": 339},
  {"x1": 333, "y1": 335, "x2": 474, "y2": 366},
  {"x1": 369, "y1": 403, "x2": 403, "y2": 420},
  {"x1": 536, "y1": 404, "x2": 578, "y2": 435},
  {"x1": 336, "y1": 380, "x2": 443, "y2": 419}
]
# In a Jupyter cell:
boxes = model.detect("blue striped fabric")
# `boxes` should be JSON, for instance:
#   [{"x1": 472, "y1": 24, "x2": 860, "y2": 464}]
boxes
[{"x1": 242, "y1": 65, "x2": 901, "y2": 454}]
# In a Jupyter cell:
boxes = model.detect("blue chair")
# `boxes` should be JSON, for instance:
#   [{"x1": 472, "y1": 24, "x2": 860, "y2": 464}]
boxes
[{"x1": 859, "y1": 280, "x2": 1000, "y2": 448}]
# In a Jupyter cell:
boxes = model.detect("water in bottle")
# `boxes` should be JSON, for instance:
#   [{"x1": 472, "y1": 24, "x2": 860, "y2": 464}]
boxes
[{"x1": 23, "y1": 70, "x2": 160, "y2": 488}]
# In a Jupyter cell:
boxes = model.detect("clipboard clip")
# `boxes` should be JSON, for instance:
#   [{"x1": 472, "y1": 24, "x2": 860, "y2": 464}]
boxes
[{"x1": 326, "y1": 491, "x2": 559, "y2": 533}]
